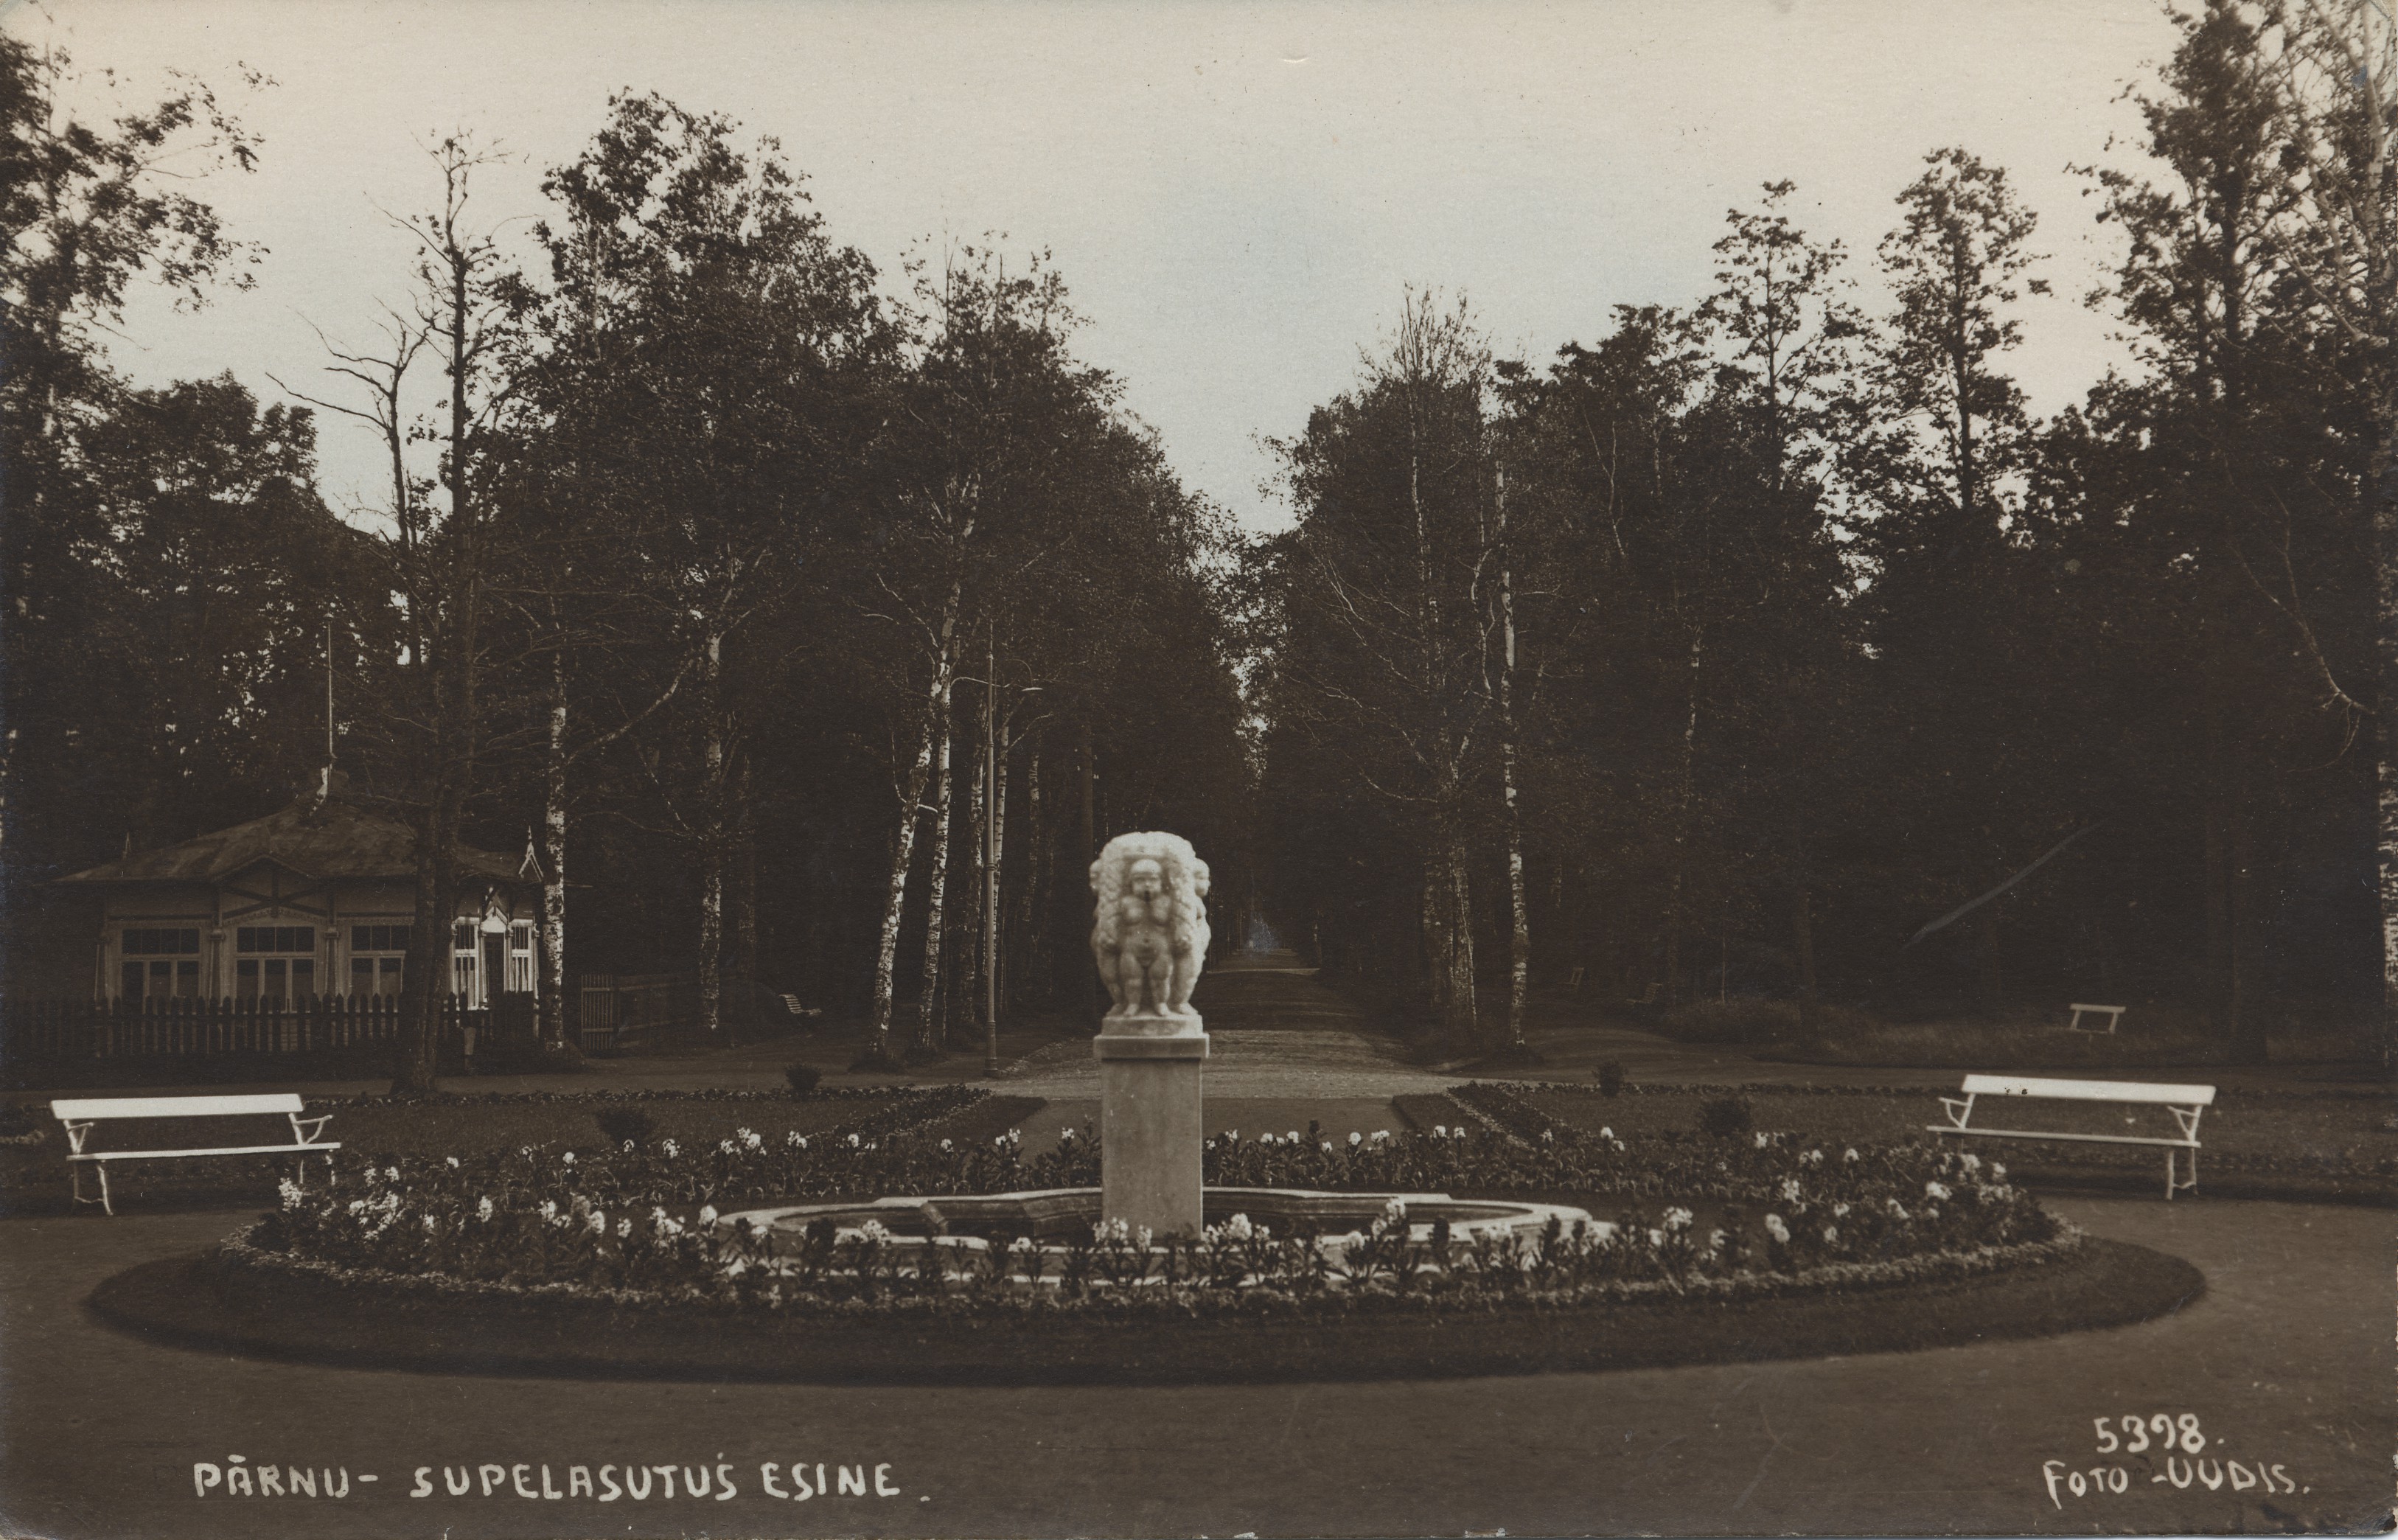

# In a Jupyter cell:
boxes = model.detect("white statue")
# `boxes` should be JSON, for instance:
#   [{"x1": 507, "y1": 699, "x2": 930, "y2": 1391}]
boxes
[{"x1": 1090, "y1": 832, "x2": 1211, "y2": 1022}]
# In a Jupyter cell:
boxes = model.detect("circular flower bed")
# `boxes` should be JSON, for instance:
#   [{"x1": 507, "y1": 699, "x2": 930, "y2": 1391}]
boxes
[
  {"x1": 80, "y1": 1115, "x2": 2220, "y2": 1382},
  {"x1": 237, "y1": 1119, "x2": 2061, "y2": 1299}
]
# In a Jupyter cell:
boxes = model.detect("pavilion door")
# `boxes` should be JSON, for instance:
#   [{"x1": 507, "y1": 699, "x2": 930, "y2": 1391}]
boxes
[{"x1": 483, "y1": 933, "x2": 506, "y2": 1006}]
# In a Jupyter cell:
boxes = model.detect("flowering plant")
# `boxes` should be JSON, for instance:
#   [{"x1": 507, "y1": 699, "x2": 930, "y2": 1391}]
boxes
[{"x1": 251, "y1": 1084, "x2": 2057, "y2": 1314}]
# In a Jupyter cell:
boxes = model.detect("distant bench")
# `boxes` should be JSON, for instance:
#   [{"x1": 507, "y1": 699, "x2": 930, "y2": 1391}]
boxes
[
  {"x1": 1929, "y1": 1074, "x2": 2214, "y2": 1200},
  {"x1": 52, "y1": 1093, "x2": 339, "y2": 1216},
  {"x1": 2066, "y1": 1003, "x2": 2127, "y2": 1034}
]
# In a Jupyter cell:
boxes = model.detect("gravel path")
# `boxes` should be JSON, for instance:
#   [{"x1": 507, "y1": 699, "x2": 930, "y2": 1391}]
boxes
[{"x1": 1009, "y1": 953, "x2": 1461, "y2": 1099}]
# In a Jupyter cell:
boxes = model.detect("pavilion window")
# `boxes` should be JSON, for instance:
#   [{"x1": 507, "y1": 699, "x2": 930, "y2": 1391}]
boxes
[
  {"x1": 347, "y1": 923, "x2": 411, "y2": 997},
  {"x1": 234, "y1": 926, "x2": 317, "y2": 1002},
  {"x1": 122, "y1": 927, "x2": 199, "y2": 957},
  {"x1": 452, "y1": 922, "x2": 478, "y2": 1000},
  {"x1": 506, "y1": 922, "x2": 535, "y2": 994},
  {"x1": 118, "y1": 929, "x2": 201, "y2": 1001}
]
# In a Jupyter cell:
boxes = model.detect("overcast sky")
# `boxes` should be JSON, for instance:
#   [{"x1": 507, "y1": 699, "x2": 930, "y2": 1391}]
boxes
[{"x1": 18, "y1": 0, "x2": 2180, "y2": 533}]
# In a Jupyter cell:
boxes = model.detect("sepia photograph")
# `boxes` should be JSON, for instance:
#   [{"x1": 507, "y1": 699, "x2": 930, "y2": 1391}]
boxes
[{"x1": 0, "y1": 1, "x2": 2392, "y2": 1536}]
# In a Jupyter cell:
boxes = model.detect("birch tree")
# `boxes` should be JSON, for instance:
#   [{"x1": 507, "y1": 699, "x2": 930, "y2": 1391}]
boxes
[
  {"x1": 1261, "y1": 290, "x2": 1496, "y2": 1037},
  {"x1": 852, "y1": 250, "x2": 1101, "y2": 1065},
  {"x1": 517, "y1": 94, "x2": 885, "y2": 1040}
]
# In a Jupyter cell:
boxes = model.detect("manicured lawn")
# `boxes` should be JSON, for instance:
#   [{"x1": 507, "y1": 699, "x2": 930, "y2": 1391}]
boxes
[
  {"x1": 311, "y1": 1094, "x2": 871, "y2": 1157},
  {"x1": 0, "y1": 1087, "x2": 977, "y2": 1216},
  {"x1": 1519, "y1": 1082, "x2": 2398, "y2": 1191},
  {"x1": 1764, "y1": 1006, "x2": 2377, "y2": 1070}
]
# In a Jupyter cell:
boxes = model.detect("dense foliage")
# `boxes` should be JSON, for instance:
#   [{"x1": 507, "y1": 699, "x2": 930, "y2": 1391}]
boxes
[
  {"x1": 1251, "y1": 3, "x2": 2391, "y2": 1056},
  {"x1": 3, "y1": 63, "x2": 1251, "y2": 1065}
]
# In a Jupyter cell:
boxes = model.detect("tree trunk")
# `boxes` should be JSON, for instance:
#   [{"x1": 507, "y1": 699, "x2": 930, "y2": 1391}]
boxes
[
  {"x1": 1079, "y1": 719, "x2": 1101, "y2": 1020},
  {"x1": 868, "y1": 627, "x2": 958, "y2": 1062},
  {"x1": 1441, "y1": 820, "x2": 1477, "y2": 1036},
  {"x1": 1497, "y1": 554, "x2": 1530, "y2": 1048},
  {"x1": 395, "y1": 816, "x2": 452, "y2": 1091},
  {"x1": 955, "y1": 732, "x2": 987, "y2": 1047},
  {"x1": 733, "y1": 756, "x2": 758, "y2": 1036},
  {"x1": 1421, "y1": 859, "x2": 1449, "y2": 1017},
  {"x1": 1662, "y1": 624, "x2": 1704, "y2": 1008},
  {"x1": 990, "y1": 735, "x2": 1009, "y2": 1020},
  {"x1": 397, "y1": 207, "x2": 484, "y2": 1089},
  {"x1": 540, "y1": 652, "x2": 568, "y2": 1046},
  {"x1": 1792, "y1": 882, "x2": 1819, "y2": 1036},
  {"x1": 1014, "y1": 746, "x2": 1043, "y2": 1009},
  {"x1": 697, "y1": 630, "x2": 725, "y2": 1038},
  {"x1": 915, "y1": 686, "x2": 957, "y2": 1056},
  {"x1": 395, "y1": 631, "x2": 470, "y2": 1090},
  {"x1": 2202, "y1": 610, "x2": 2237, "y2": 1042},
  {"x1": 2374, "y1": 448, "x2": 2398, "y2": 1076}
]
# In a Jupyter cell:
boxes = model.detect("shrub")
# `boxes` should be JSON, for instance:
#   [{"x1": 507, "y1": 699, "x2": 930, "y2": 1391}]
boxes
[
  {"x1": 594, "y1": 1107, "x2": 656, "y2": 1149},
  {"x1": 1698, "y1": 1096, "x2": 1755, "y2": 1137},
  {"x1": 784, "y1": 1063, "x2": 823, "y2": 1095},
  {"x1": 1597, "y1": 1061, "x2": 1626, "y2": 1097},
  {"x1": 1450, "y1": 1082, "x2": 1550, "y2": 1141}
]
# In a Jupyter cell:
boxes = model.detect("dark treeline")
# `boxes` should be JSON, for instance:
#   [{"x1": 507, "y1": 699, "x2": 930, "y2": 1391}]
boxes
[
  {"x1": 1250, "y1": 2, "x2": 2394, "y2": 1060},
  {"x1": 7, "y1": 2, "x2": 2395, "y2": 1077},
  {"x1": 3, "y1": 58, "x2": 1250, "y2": 1084}
]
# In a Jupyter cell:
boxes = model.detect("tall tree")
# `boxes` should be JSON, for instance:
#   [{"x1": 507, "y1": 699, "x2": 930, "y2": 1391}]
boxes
[
  {"x1": 2262, "y1": 0, "x2": 2398, "y2": 1059},
  {"x1": 0, "y1": 38, "x2": 266, "y2": 989},
  {"x1": 510, "y1": 93, "x2": 888, "y2": 1041},
  {"x1": 1259, "y1": 290, "x2": 1494, "y2": 1036},
  {"x1": 1845, "y1": 148, "x2": 2057, "y2": 1007},
  {"x1": 850, "y1": 249, "x2": 1115, "y2": 1063},
  {"x1": 290, "y1": 135, "x2": 529, "y2": 1090},
  {"x1": 2077, "y1": 0, "x2": 2364, "y2": 1056}
]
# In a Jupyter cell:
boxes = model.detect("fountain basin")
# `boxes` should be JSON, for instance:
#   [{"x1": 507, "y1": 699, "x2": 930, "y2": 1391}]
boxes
[{"x1": 724, "y1": 1187, "x2": 1599, "y2": 1255}]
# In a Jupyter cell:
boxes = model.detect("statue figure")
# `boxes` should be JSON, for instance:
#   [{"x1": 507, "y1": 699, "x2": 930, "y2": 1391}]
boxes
[{"x1": 1089, "y1": 832, "x2": 1211, "y2": 1022}]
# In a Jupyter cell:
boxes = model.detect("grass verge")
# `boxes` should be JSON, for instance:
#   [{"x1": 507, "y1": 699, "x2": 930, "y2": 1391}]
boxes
[{"x1": 0, "y1": 1086, "x2": 984, "y2": 1217}]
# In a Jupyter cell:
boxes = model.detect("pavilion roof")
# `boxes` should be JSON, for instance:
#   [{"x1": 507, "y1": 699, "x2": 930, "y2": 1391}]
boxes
[{"x1": 59, "y1": 787, "x2": 527, "y2": 888}]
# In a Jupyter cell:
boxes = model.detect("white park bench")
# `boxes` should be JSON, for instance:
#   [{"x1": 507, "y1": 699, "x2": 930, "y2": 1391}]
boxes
[
  {"x1": 2066, "y1": 1003, "x2": 2127, "y2": 1034},
  {"x1": 1929, "y1": 1075, "x2": 2214, "y2": 1199},
  {"x1": 52, "y1": 1093, "x2": 339, "y2": 1216}
]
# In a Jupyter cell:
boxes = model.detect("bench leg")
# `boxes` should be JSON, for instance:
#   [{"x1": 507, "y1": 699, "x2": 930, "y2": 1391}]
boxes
[{"x1": 68, "y1": 1162, "x2": 114, "y2": 1216}]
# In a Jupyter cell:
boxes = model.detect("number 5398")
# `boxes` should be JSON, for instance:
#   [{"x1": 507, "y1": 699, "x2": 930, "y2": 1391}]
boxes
[{"x1": 2094, "y1": 1414, "x2": 2205, "y2": 1454}]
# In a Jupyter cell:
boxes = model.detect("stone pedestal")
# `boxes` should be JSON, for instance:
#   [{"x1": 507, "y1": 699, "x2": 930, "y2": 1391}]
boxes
[{"x1": 1094, "y1": 1018, "x2": 1208, "y2": 1237}]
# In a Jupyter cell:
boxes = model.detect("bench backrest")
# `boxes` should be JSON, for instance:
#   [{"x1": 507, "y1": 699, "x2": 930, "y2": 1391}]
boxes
[
  {"x1": 52, "y1": 1093, "x2": 307, "y2": 1122},
  {"x1": 1959, "y1": 1075, "x2": 2215, "y2": 1106}
]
